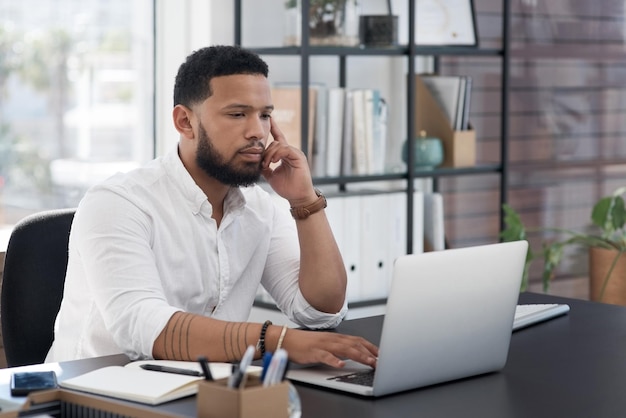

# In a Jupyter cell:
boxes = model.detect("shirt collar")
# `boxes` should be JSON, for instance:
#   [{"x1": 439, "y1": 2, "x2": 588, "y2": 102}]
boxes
[{"x1": 162, "y1": 145, "x2": 248, "y2": 216}]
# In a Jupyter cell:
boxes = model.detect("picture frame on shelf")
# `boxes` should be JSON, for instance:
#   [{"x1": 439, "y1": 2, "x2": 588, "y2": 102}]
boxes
[{"x1": 392, "y1": 0, "x2": 478, "y2": 47}]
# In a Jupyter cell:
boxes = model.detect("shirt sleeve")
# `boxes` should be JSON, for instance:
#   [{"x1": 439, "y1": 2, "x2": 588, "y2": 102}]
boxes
[
  {"x1": 260, "y1": 197, "x2": 347, "y2": 329},
  {"x1": 73, "y1": 187, "x2": 179, "y2": 358}
]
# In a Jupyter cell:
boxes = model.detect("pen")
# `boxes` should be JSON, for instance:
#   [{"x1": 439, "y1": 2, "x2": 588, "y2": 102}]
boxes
[
  {"x1": 228, "y1": 345, "x2": 256, "y2": 388},
  {"x1": 263, "y1": 348, "x2": 288, "y2": 387},
  {"x1": 260, "y1": 351, "x2": 273, "y2": 381},
  {"x1": 197, "y1": 356, "x2": 214, "y2": 380},
  {"x1": 280, "y1": 358, "x2": 291, "y2": 381},
  {"x1": 139, "y1": 364, "x2": 202, "y2": 377}
]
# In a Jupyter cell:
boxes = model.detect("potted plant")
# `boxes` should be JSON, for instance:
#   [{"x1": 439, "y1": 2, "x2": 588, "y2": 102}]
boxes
[
  {"x1": 500, "y1": 186, "x2": 626, "y2": 305},
  {"x1": 284, "y1": 0, "x2": 359, "y2": 46}
]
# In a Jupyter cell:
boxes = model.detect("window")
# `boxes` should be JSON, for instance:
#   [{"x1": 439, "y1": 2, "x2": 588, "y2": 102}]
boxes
[{"x1": 0, "y1": 0, "x2": 154, "y2": 225}]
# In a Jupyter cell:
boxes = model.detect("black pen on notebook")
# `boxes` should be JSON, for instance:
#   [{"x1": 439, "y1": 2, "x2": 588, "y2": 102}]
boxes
[
  {"x1": 139, "y1": 364, "x2": 202, "y2": 377},
  {"x1": 197, "y1": 356, "x2": 213, "y2": 381}
]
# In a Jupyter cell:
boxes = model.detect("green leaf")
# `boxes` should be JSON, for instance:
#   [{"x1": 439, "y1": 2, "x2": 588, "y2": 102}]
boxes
[
  {"x1": 611, "y1": 196, "x2": 625, "y2": 231},
  {"x1": 592, "y1": 194, "x2": 626, "y2": 238},
  {"x1": 541, "y1": 243, "x2": 564, "y2": 292},
  {"x1": 591, "y1": 196, "x2": 613, "y2": 234},
  {"x1": 500, "y1": 204, "x2": 527, "y2": 242}
]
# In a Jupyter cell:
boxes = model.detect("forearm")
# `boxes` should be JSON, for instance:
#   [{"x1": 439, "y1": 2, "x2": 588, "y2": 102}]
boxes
[
  {"x1": 295, "y1": 209, "x2": 347, "y2": 313},
  {"x1": 152, "y1": 312, "x2": 288, "y2": 362}
]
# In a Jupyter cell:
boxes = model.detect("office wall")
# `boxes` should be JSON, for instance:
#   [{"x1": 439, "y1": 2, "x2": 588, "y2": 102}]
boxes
[{"x1": 439, "y1": 0, "x2": 626, "y2": 296}]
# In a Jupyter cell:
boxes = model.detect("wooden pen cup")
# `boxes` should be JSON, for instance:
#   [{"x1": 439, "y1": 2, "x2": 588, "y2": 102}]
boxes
[{"x1": 196, "y1": 375, "x2": 290, "y2": 418}]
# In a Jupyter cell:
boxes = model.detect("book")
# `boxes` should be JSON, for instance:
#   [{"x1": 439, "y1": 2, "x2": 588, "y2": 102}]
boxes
[
  {"x1": 341, "y1": 89, "x2": 354, "y2": 176},
  {"x1": 414, "y1": 74, "x2": 477, "y2": 167},
  {"x1": 311, "y1": 84, "x2": 328, "y2": 177},
  {"x1": 420, "y1": 75, "x2": 463, "y2": 129},
  {"x1": 362, "y1": 89, "x2": 376, "y2": 175},
  {"x1": 325, "y1": 87, "x2": 345, "y2": 177},
  {"x1": 423, "y1": 192, "x2": 445, "y2": 252},
  {"x1": 351, "y1": 89, "x2": 368, "y2": 175},
  {"x1": 460, "y1": 76, "x2": 473, "y2": 130},
  {"x1": 59, "y1": 360, "x2": 260, "y2": 405},
  {"x1": 270, "y1": 85, "x2": 316, "y2": 160},
  {"x1": 454, "y1": 77, "x2": 467, "y2": 131},
  {"x1": 350, "y1": 88, "x2": 387, "y2": 175},
  {"x1": 371, "y1": 91, "x2": 387, "y2": 174}
]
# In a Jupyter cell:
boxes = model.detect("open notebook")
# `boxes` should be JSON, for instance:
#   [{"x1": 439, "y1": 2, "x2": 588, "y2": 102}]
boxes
[
  {"x1": 60, "y1": 360, "x2": 260, "y2": 405},
  {"x1": 288, "y1": 241, "x2": 529, "y2": 397}
]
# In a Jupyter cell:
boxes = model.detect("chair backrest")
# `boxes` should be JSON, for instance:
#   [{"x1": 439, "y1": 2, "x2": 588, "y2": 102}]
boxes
[{"x1": 1, "y1": 208, "x2": 76, "y2": 367}]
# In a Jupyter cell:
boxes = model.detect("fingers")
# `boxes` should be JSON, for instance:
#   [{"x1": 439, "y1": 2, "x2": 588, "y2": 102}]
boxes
[
  {"x1": 314, "y1": 349, "x2": 346, "y2": 369},
  {"x1": 262, "y1": 135, "x2": 308, "y2": 174},
  {"x1": 262, "y1": 140, "x2": 293, "y2": 170},
  {"x1": 326, "y1": 335, "x2": 378, "y2": 368},
  {"x1": 269, "y1": 116, "x2": 287, "y2": 145},
  {"x1": 262, "y1": 121, "x2": 296, "y2": 170},
  {"x1": 263, "y1": 116, "x2": 306, "y2": 168},
  {"x1": 285, "y1": 330, "x2": 379, "y2": 369}
]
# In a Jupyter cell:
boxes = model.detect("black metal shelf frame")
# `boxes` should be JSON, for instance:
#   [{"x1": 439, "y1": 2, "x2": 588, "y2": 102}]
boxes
[{"x1": 233, "y1": 0, "x2": 510, "y2": 253}]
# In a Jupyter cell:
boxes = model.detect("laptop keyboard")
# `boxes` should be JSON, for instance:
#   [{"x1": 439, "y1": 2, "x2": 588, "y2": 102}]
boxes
[
  {"x1": 513, "y1": 303, "x2": 570, "y2": 331},
  {"x1": 328, "y1": 370, "x2": 375, "y2": 387}
]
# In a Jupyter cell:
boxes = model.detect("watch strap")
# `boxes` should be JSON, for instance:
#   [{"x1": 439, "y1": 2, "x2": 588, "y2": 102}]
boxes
[{"x1": 290, "y1": 189, "x2": 327, "y2": 220}]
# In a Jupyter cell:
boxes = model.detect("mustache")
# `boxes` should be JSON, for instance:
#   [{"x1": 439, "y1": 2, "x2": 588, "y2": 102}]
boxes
[{"x1": 239, "y1": 142, "x2": 266, "y2": 153}]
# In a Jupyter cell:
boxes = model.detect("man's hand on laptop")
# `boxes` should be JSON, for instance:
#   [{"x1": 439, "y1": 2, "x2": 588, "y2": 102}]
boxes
[{"x1": 283, "y1": 329, "x2": 379, "y2": 369}]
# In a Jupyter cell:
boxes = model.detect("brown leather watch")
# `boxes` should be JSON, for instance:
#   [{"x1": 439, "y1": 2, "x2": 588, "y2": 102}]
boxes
[{"x1": 290, "y1": 188, "x2": 327, "y2": 220}]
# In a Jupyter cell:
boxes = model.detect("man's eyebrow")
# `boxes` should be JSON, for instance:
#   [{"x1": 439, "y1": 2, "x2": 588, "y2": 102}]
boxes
[{"x1": 223, "y1": 104, "x2": 274, "y2": 111}]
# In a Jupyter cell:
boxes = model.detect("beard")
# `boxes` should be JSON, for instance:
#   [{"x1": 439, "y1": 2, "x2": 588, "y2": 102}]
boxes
[{"x1": 195, "y1": 122, "x2": 262, "y2": 187}]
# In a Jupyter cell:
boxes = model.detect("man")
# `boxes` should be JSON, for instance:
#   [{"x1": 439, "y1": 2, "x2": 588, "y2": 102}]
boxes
[{"x1": 46, "y1": 45, "x2": 378, "y2": 369}]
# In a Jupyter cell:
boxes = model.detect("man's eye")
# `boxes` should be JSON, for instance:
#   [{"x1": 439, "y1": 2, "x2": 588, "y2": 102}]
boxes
[
  {"x1": 229, "y1": 112, "x2": 245, "y2": 118},
  {"x1": 261, "y1": 113, "x2": 271, "y2": 119}
]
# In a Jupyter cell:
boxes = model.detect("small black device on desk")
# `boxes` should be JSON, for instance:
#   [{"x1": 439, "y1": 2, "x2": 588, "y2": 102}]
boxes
[{"x1": 10, "y1": 370, "x2": 58, "y2": 396}]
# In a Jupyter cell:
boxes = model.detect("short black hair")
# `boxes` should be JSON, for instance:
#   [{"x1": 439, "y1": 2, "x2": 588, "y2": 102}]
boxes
[{"x1": 173, "y1": 45, "x2": 269, "y2": 107}]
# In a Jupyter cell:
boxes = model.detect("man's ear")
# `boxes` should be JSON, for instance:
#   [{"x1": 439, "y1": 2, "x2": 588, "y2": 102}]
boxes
[{"x1": 172, "y1": 105, "x2": 195, "y2": 139}]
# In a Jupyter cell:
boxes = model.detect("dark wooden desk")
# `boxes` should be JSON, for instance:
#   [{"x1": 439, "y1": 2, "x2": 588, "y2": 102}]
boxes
[
  {"x1": 2, "y1": 292, "x2": 625, "y2": 417},
  {"x1": 300, "y1": 292, "x2": 626, "y2": 418}
]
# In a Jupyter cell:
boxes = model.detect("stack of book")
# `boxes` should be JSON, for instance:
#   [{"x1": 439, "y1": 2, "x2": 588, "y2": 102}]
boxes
[
  {"x1": 419, "y1": 74, "x2": 472, "y2": 131},
  {"x1": 270, "y1": 84, "x2": 388, "y2": 178},
  {"x1": 413, "y1": 74, "x2": 476, "y2": 168}
]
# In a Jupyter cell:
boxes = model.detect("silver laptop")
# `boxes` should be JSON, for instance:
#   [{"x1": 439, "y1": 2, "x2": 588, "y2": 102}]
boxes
[{"x1": 287, "y1": 240, "x2": 528, "y2": 397}]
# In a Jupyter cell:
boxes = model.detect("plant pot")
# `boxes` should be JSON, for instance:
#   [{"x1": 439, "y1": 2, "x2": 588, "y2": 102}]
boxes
[
  {"x1": 284, "y1": 0, "x2": 359, "y2": 46},
  {"x1": 589, "y1": 247, "x2": 626, "y2": 306}
]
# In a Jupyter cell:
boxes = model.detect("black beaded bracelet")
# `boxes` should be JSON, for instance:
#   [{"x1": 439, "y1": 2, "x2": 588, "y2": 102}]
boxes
[{"x1": 256, "y1": 320, "x2": 272, "y2": 356}]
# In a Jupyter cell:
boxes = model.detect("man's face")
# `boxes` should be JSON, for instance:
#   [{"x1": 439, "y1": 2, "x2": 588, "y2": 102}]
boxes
[
  {"x1": 193, "y1": 74, "x2": 273, "y2": 187},
  {"x1": 195, "y1": 120, "x2": 261, "y2": 187}
]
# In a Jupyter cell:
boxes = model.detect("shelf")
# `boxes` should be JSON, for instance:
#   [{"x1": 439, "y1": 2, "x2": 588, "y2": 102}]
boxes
[
  {"x1": 312, "y1": 164, "x2": 503, "y2": 185},
  {"x1": 412, "y1": 164, "x2": 503, "y2": 178},
  {"x1": 237, "y1": 0, "x2": 510, "y2": 305},
  {"x1": 249, "y1": 45, "x2": 503, "y2": 58},
  {"x1": 313, "y1": 173, "x2": 406, "y2": 185}
]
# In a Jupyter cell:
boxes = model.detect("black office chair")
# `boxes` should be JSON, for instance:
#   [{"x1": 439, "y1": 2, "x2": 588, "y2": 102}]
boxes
[{"x1": 1, "y1": 208, "x2": 76, "y2": 367}]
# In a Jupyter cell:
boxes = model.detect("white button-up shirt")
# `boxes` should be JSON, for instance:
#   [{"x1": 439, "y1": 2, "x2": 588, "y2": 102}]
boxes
[{"x1": 46, "y1": 147, "x2": 346, "y2": 362}]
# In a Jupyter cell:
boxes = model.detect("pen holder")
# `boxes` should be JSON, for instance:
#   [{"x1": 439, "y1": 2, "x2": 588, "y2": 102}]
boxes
[{"x1": 197, "y1": 375, "x2": 290, "y2": 418}]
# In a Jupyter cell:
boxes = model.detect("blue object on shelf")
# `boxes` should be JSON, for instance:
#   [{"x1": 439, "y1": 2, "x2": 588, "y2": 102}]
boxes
[{"x1": 402, "y1": 130, "x2": 444, "y2": 170}]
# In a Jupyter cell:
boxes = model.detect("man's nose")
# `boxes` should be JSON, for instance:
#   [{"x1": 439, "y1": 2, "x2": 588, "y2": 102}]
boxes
[{"x1": 245, "y1": 116, "x2": 268, "y2": 140}]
